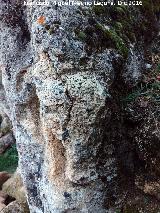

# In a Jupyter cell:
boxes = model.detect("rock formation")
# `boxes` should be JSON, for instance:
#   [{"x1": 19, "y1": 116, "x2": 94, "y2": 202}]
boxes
[
  {"x1": 0, "y1": 170, "x2": 29, "y2": 212},
  {"x1": 0, "y1": 0, "x2": 159, "y2": 212},
  {"x1": 2, "y1": 170, "x2": 29, "y2": 212}
]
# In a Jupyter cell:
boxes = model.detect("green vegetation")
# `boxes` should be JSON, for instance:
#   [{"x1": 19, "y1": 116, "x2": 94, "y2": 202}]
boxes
[
  {"x1": 48, "y1": 27, "x2": 55, "y2": 35},
  {"x1": 90, "y1": 1, "x2": 159, "y2": 58},
  {"x1": 142, "y1": 0, "x2": 160, "y2": 13},
  {"x1": 108, "y1": 29, "x2": 129, "y2": 58},
  {"x1": 82, "y1": 5, "x2": 131, "y2": 57},
  {"x1": 122, "y1": 64, "x2": 160, "y2": 104},
  {"x1": 114, "y1": 22, "x2": 123, "y2": 31},
  {"x1": 95, "y1": 23, "x2": 129, "y2": 57},
  {"x1": 77, "y1": 31, "x2": 87, "y2": 41},
  {"x1": 122, "y1": 82, "x2": 160, "y2": 104},
  {"x1": 123, "y1": 205, "x2": 139, "y2": 213},
  {"x1": 92, "y1": 5, "x2": 106, "y2": 15},
  {"x1": 0, "y1": 144, "x2": 18, "y2": 173}
]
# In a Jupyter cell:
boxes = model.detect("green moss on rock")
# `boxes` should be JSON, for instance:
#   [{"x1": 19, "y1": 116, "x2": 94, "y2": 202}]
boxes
[
  {"x1": 95, "y1": 23, "x2": 129, "y2": 57},
  {"x1": 0, "y1": 144, "x2": 18, "y2": 173},
  {"x1": 92, "y1": 5, "x2": 106, "y2": 15},
  {"x1": 77, "y1": 31, "x2": 87, "y2": 41},
  {"x1": 107, "y1": 29, "x2": 129, "y2": 58}
]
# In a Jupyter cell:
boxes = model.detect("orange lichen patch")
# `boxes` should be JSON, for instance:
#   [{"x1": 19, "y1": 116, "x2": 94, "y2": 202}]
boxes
[{"x1": 37, "y1": 16, "x2": 46, "y2": 25}]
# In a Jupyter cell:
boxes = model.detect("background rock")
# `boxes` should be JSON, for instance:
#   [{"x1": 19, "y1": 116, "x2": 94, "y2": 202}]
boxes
[
  {"x1": 1, "y1": 200, "x2": 28, "y2": 213},
  {"x1": 0, "y1": 191, "x2": 7, "y2": 211},
  {"x1": 0, "y1": 133, "x2": 16, "y2": 154},
  {"x1": 2, "y1": 171, "x2": 29, "y2": 212},
  {"x1": 0, "y1": 172, "x2": 11, "y2": 189}
]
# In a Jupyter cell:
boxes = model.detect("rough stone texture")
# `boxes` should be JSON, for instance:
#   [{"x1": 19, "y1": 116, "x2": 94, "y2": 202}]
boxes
[
  {"x1": 0, "y1": 1, "x2": 115, "y2": 212},
  {"x1": 2, "y1": 170, "x2": 29, "y2": 212},
  {"x1": 0, "y1": 69, "x2": 15, "y2": 152},
  {"x1": 0, "y1": 191, "x2": 7, "y2": 211},
  {"x1": 0, "y1": 113, "x2": 12, "y2": 138},
  {"x1": 0, "y1": 203, "x2": 6, "y2": 212},
  {"x1": 1, "y1": 200, "x2": 27, "y2": 213},
  {"x1": 0, "y1": 0, "x2": 159, "y2": 212},
  {"x1": 0, "y1": 132, "x2": 15, "y2": 154}
]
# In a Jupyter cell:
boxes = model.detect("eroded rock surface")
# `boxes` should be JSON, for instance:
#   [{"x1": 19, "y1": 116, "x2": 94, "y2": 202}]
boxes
[
  {"x1": 1, "y1": 200, "x2": 27, "y2": 213},
  {"x1": 2, "y1": 171, "x2": 29, "y2": 213},
  {"x1": 0, "y1": 0, "x2": 159, "y2": 212}
]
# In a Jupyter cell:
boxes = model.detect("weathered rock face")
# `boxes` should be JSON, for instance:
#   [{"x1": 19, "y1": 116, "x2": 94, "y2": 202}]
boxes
[
  {"x1": 0, "y1": 2, "x2": 115, "y2": 212},
  {"x1": 0, "y1": 59, "x2": 15, "y2": 154},
  {"x1": 0, "y1": 132, "x2": 15, "y2": 154},
  {"x1": 2, "y1": 170, "x2": 29, "y2": 212},
  {"x1": 1, "y1": 200, "x2": 27, "y2": 213},
  {"x1": 0, "y1": 0, "x2": 159, "y2": 212}
]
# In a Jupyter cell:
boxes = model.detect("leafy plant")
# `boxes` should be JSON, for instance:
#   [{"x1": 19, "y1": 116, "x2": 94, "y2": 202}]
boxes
[
  {"x1": 122, "y1": 80, "x2": 160, "y2": 104},
  {"x1": 78, "y1": 31, "x2": 87, "y2": 41}
]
